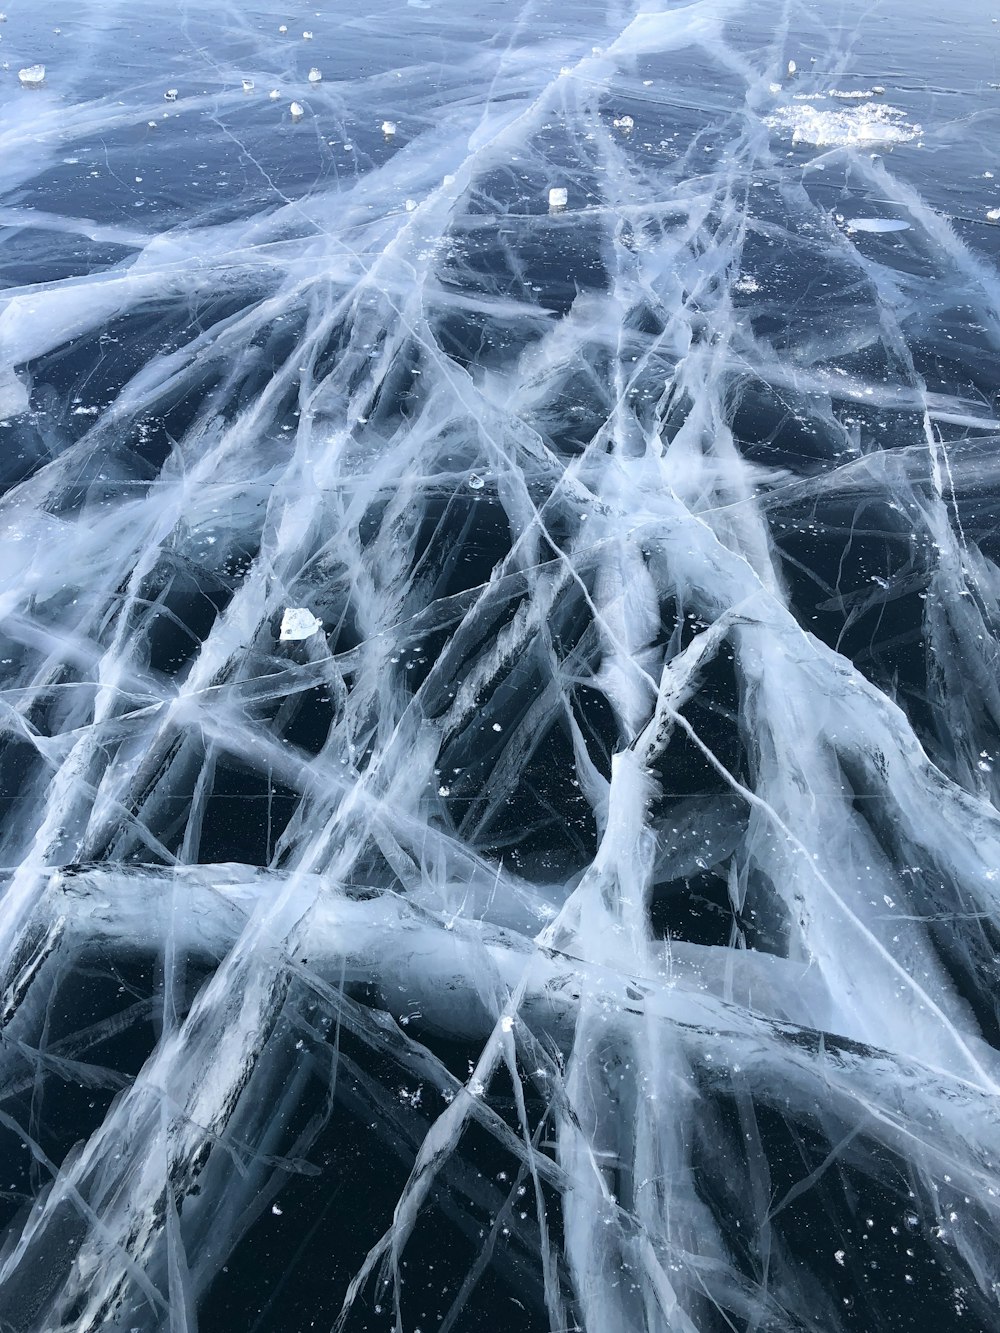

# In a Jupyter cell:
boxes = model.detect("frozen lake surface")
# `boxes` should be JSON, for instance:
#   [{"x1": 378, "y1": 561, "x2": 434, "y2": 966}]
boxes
[{"x1": 2, "y1": 0, "x2": 1000, "y2": 1329}]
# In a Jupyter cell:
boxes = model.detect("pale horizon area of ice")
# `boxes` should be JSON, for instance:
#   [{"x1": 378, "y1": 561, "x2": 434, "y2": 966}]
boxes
[{"x1": 1, "y1": 0, "x2": 1000, "y2": 1330}]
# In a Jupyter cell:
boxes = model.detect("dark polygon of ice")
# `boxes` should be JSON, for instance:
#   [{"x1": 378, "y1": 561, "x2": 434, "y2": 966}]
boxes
[{"x1": 2, "y1": 0, "x2": 1000, "y2": 1329}]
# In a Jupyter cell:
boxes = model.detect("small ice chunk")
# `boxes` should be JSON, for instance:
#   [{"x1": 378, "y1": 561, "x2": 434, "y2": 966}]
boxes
[
  {"x1": 0, "y1": 369, "x2": 29, "y2": 417},
  {"x1": 404, "y1": 197, "x2": 417, "y2": 211},
  {"x1": 242, "y1": 79, "x2": 254, "y2": 93},
  {"x1": 278, "y1": 24, "x2": 287, "y2": 32},
  {"x1": 164, "y1": 87, "x2": 178, "y2": 101},
  {"x1": 988, "y1": 207, "x2": 1000, "y2": 222},
  {"x1": 468, "y1": 473, "x2": 485, "y2": 490},
  {"x1": 269, "y1": 88, "x2": 280, "y2": 99},
  {"x1": 381, "y1": 119, "x2": 397, "y2": 135},
  {"x1": 846, "y1": 217, "x2": 910, "y2": 232},
  {"x1": 872, "y1": 85, "x2": 885, "y2": 94},
  {"x1": 613, "y1": 115, "x2": 634, "y2": 131},
  {"x1": 548, "y1": 186, "x2": 568, "y2": 208},
  {"x1": 307, "y1": 67, "x2": 322, "y2": 82},
  {"x1": 18, "y1": 64, "x2": 46, "y2": 87},
  {"x1": 500, "y1": 1016, "x2": 514, "y2": 1032},
  {"x1": 303, "y1": 29, "x2": 313, "y2": 39},
  {"x1": 769, "y1": 81, "x2": 782, "y2": 94},
  {"x1": 289, "y1": 101, "x2": 304, "y2": 119},
  {"x1": 787, "y1": 59, "x2": 797, "y2": 75},
  {"x1": 279, "y1": 608, "x2": 323, "y2": 641}
]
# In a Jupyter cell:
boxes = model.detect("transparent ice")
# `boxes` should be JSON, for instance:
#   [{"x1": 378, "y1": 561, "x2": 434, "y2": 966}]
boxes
[{"x1": 0, "y1": 0, "x2": 999, "y2": 1329}]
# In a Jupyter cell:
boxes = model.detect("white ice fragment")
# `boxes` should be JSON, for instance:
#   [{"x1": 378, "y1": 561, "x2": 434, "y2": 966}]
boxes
[
  {"x1": 381, "y1": 119, "x2": 397, "y2": 135},
  {"x1": 18, "y1": 64, "x2": 45, "y2": 87},
  {"x1": 242, "y1": 79, "x2": 254, "y2": 93},
  {"x1": 845, "y1": 217, "x2": 910, "y2": 232},
  {"x1": 279, "y1": 607, "x2": 323, "y2": 641},
  {"x1": 733, "y1": 273, "x2": 760, "y2": 293},
  {"x1": 289, "y1": 101, "x2": 304, "y2": 119},
  {"x1": 404, "y1": 197, "x2": 417, "y2": 211},
  {"x1": 769, "y1": 82, "x2": 782, "y2": 94},
  {"x1": 766, "y1": 100, "x2": 920, "y2": 147},
  {"x1": 500, "y1": 1016, "x2": 514, "y2": 1032},
  {"x1": 303, "y1": 29, "x2": 313, "y2": 39},
  {"x1": 835, "y1": 1250, "x2": 846, "y2": 1266},
  {"x1": 278, "y1": 24, "x2": 287, "y2": 32},
  {"x1": 0, "y1": 369, "x2": 29, "y2": 417},
  {"x1": 988, "y1": 207, "x2": 1000, "y2": 222},
  {"x1": 613, "y1": 115, "x2": 634, "y2": 131},
  {"x1": 872, "y1": 85, "x2": 886, "y2": 94},
  {"x1": 787, "y1": 59, "x2": 797, "y2": 75},
  {"x1": 307, "y1": 67, "x2": 322, "y2": 82},
  {"x1": 548, "y1": 186, "x2": 568, "y2": 208},
  {"x1": 164, "y1": 87, "x2": 178, "y2": 101},
  {"x1": 468, "y1": 473, "x2": 485, "y2": 490},
  {"x1": 269, "y1": 88, "x2": 280, "y2": 99}
]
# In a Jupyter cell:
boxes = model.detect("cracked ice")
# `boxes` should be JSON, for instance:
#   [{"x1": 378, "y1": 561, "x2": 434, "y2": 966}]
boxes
[{"x1": 1, "y1": 0, "x2": 1000, "y2": 1329}]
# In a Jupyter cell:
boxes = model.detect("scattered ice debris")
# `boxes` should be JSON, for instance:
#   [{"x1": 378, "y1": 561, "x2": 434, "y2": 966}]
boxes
[
  {"x1": 381, "y1": 119, "x2": 397, "y2": 135},
  {"x1": 548, "y1": 185, "x2": 568, "y2": 208},
  {"x1": 18, "y1": 65, "x2": 45, "y2": 87},
  {"x1": 242, "y1": 79, "x2": 254, "y2": 93},
  {"x1": 765, "y1": 100, "x2": 921, "y2": 147},
  {"x1": 988, "y1": 207, "x2": 1000, "y2": 222},
  {"x1": 279, "y1": 607, "x2": 323, "y2": 641},
  {"x1": 289, "y1": 101, "x2": 304, "y2": 119},
  {"x1": 164, "y1": 87, "x2": 178, "y2": 101},
  {"x1": 307, "y1": 67, "x2": 322, "y2": 82},
  {"x1": 613, "y1": 114, "x2": 634, "y2": 131},
  {"x1": 845, "y1": 217, "x2": 910, "y2": 233}
]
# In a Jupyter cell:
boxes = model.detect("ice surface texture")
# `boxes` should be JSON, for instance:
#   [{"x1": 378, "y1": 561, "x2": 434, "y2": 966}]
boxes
[{"x1": 1, "y1": 0, "x2": 1000, "y2": 1330}]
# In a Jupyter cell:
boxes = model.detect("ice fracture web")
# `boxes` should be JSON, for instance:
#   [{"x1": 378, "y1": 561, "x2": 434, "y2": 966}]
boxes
[{"x1": 2, "y1": 0, "x2": 1000, "y2": 1329}]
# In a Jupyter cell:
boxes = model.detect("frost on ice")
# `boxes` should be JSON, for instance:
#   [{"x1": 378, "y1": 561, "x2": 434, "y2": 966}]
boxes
[{"x1": 1, "y1": 0, "x2": 1000, "y2": 1330}]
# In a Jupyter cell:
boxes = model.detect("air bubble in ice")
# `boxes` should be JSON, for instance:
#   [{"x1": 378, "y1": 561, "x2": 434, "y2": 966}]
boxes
[
  {"x1": 18, "y1": 64, "x2": 45, "y2": 87},
  {"x1": 845, "y1": 217, "x2": 911, "y2": 232},
  {"x1": 279, "y1": 608, "x2": 323, "y2": 641}
]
